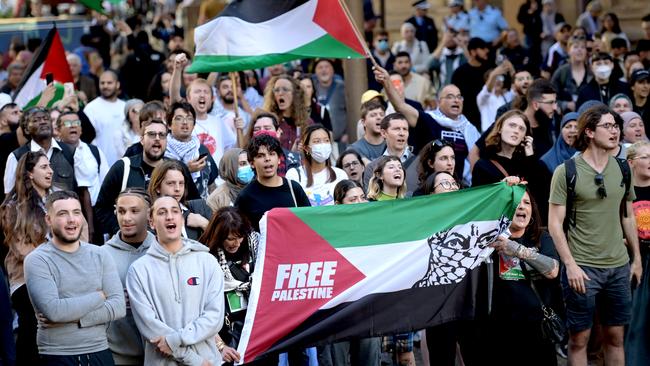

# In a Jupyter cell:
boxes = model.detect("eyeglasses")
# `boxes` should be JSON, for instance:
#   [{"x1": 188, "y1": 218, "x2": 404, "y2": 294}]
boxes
[
  {"x1": 595, "y1": 173, "x2": 607, "y2": 199},
  {"x1": 144, "y1": 131, "x2": 168, "y2": 140},
  {"x1": 61, "y1": 119, "x2": 81, "y2": 127},
  {"x1": 515, "y1": 76, "x2": 533, "y2": 82},
  {"x1": 595, "y1": 122, "x2": 620, "y2": 131},
  {"x1": 343, "y1": 160, "x2": 361, "y2": 169},
  {"x1": 441, "y1": 94, "x2": 464, "y2": 101},
  {"x1": 273, "y1": 86, "x2": 292, "y2": 94},
  {"x1": 632, "y1": 155, "x2": 650, "y2": 161},
  {"x1": 435, "y1": 180, "x2": 459, "y2": 190},
  {"x1": 173, "y1": 116, "x2": 195, "y2": 124},
  {"x1": 432, "y1": 139, "x2": 452, "y2": 150}
]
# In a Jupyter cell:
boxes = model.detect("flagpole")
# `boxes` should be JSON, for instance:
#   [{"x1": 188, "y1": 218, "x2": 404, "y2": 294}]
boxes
[
  {"x1": 337, "y1": 0, "x2": 379, "y2": 69},
  {"x1": 230, "y1": 72, "x2": 245, "y2": 148}
]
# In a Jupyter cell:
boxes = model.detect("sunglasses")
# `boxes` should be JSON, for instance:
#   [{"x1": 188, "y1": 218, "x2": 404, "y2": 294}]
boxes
[{"x1": 595, "y1": 174, "x2": 607, "y2": 199}]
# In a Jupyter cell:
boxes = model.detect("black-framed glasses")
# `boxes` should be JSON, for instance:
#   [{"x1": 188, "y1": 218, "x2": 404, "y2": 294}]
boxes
[
  {"x1": 435, "y1": 180, "x2": 459, "y2": 190},
  {"x1": 144, "y1": 131, "x2": 168, "y2": 140},
  {"x1": 595, "y1": 122, "x2": 620, "y2": 131},
  {"x1": 595, "y1": 174, "x2": 607, "y2": 199},
  {"x1": 343, "y1": 160, "x2": 361, "y2": 169}
]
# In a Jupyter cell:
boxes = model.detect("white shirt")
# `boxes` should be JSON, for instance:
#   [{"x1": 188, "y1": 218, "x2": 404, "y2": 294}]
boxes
[
  {"x1": 193, "y1": 114, "x2": 236, "y2": 165},
  {"x1": 210, "y1": 98, "x2": 251, "y2": 136},
  {"x1": 476, "y1": 85, "x2": 513, "y2": 132},
  {"x1": 4, "y1": 139, "x2": 62, "y2": 194},
  {"x1": 84, "y1": 97, "x2": 126, "y2": 166},
  {"x1": 286, "y1": 166, "x2": 347, "y2": 207},
  {"x1": 73, "y1": 142, "x2": 109, "y2": 205}
]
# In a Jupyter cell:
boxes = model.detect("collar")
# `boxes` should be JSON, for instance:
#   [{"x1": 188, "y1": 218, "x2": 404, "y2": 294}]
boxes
[
  {"x1": 383, "y1": 147, "x2": 412, "y2": 162},
  {"x1": 30, "y1": 138, "x2": 61, "y2": 153}
]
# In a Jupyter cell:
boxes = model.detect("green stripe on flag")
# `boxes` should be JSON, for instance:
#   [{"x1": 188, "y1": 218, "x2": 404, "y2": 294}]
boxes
[
  {"x1": 187, "y1": 34, "x2": 364, "y2": 73},
  {"x1": 25, "y1": 84, "x2": 65, "y2": 109},
  {"x1": 291, "y1": 183, "x2": 525, "y2": 248}
]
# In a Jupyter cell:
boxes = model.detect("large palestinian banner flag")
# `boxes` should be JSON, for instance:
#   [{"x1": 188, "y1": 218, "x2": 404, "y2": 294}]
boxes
[
  {"x1": 237, "y1": 183, "x2": 525, "y2": 363},
  {"x1": 186, "y1": 0, "x2": 366, "y2": 73},
  {"x1": 13, "y1": 27, "x2": 73, "y2": 108}
]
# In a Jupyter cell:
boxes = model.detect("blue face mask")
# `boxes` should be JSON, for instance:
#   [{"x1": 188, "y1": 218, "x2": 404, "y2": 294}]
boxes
[
  {"x1": 377, "y1": 40, "x2": 390, "y2": 52},
  {"x1": 237, "y1": 165, "x2": 254, "y2": 184}
]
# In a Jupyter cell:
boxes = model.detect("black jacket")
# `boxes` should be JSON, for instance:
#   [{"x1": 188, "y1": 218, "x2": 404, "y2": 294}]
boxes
[
  {"x1": 405, "y1": 15, "x2": 438, "y2": 52},
  {"x1": 576, "y1": 78, "x2": 631, "y2": 109},
  {"x1": 94, "y1": 153, "x2": 201, "y2": 237}
]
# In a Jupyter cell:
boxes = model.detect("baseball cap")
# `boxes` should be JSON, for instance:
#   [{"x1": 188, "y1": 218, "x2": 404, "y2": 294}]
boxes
[
  {"x1": 361, "y1": 90, "x2": 384, "y2": 105},
  {"x1": 630, "y1": 69, "x2": 650, "y2": 84},
  {"x1": 412, "y1": 0, "x2": 430, "y2": 9}
]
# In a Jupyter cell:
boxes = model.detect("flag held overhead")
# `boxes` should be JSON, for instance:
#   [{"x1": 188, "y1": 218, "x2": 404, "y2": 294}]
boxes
[{"x1": 187, "y1": 0, "x2": 367, "y2": 73}]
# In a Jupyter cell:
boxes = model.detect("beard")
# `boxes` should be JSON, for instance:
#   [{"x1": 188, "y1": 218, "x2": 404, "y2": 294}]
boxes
[
  {"x1": 222, "y1": 94, "x2": 234, "y2": 104},
  {"x1": 101, "y1": 89, "x2": 117, "y2": 99},
  {"x1": 534, "y1": 108, "x2": 553, "y2": 127},
  {"x1": 144, "y1": 148, "x2": 165, "y2": 162},
  {"x1": 51, "y1": 225, "x2": 82, "y2": 244}
]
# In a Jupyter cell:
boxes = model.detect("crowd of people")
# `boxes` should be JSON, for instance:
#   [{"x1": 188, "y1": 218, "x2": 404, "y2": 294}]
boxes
[{"x1": 0, "y1": 0, "x2": 650, "y2": 365}]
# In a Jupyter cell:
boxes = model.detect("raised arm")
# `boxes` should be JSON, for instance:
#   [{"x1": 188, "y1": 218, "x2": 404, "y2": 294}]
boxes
[
  {"x1": 170, "y1": 53, "x2": 188, "y2": 103},
  {"x1": 372, "y1": 65, "x2": 418, "y2": 127}
]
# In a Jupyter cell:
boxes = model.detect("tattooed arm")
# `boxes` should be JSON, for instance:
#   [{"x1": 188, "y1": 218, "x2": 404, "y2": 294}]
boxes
[{"x1": 491, "y1": 238, "x2": 559, "y2": 279}]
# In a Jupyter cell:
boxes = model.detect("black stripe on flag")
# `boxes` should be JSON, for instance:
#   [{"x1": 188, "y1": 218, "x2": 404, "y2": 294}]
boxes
[
  {"x1": 12, "y1": 27, "x2": 55, "y2": 102},
  {"x1": 219, "y1": 0, "x2": 310, "y2": 23},
  {"x1": 254, "y1": 267, "x2": 482, "y2": 360}
]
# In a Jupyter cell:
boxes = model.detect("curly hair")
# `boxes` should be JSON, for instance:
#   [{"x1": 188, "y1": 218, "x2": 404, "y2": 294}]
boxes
[{"x1": 262, "y1": 75, "x2": 309, "y2": 130}]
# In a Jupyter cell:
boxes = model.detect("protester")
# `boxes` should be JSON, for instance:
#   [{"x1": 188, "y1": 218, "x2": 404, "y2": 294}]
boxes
[
  {"x1": 235, "y1": 134, "x2": 311, "y2": 232},
  {"x1": 576, "y1": 52, "x2": 630, "y2": 108},
  {"x1": 67, "y1": 53, "x2": 97, "y2": 102},
  {"x1": 351, "y1": 100, "x2": 387, "y2": 163},
  {"x1": 298, "y1": 74, "x2": 332, "y2": 131},
  {"x1": 313, "y1": 59, "x2": 347, "y2": 142},
  {"x1": 24, "y1": 190, "x2": 125, "y2": 365},
  {"x1": 164, "y1": 101, "x2": 217, "y2": 199},
  {"x1": 429, "y1": 30, "x2": 467, "y2": 91},
  {"x1": 101, "y1": 187, "x2": 155, "y2": 366},
  {"x1": 148, "y1": 160, "x2": 212, "y2": 241},
  {"x1": 245, "y1": 110, "x2": 300, "y2": 176},
  {"x1": 451, "y1": 37, "x2": 492, "y2": 130},
  {"x1": 117, "y1": 99, "x2": 144, "y2": 159},
  {"x1": 84, "y1": 70, "x2": 127, "y2": 166},
  {"x1": 336, "y1": 150, "x2": 366, "y2": 187},
  {"x1": 198, "y1": 207, "x2": 261, "y2": 365},
  {"x1": 263, "y1": 74, "x2": 311, "y2": 151},
  {"x1": 334, "y1": 179, "x2": 368, "y2": 204},
  {"x1": 367, "y1": 156, "x2": 407, "y2": 201},
  {"x1": 625, "y1": 141, "x2": 650, "y2": 366},
  {"x1": 126, "y1": 195, "x2": 224, "y2": 366},
  {"x1": 392, "y1": 22, "x2": 430, "y2": 74},
  {"x1": 621, "y1": 111, "x2": 647, "y2": 145},
  {"x1": 476, "y1": 60, "x2": 515, "y2": 131},
  {"x1": 412, "y1": 139, "x2": 456, "y2": 196},
  {"x1": 495, "y1": 69, "x2": 533, "y2": 119},
  {"x1": 600, "y1": 13, "x2": 630, "y2": 53},
  {"x1": 207, "y1": 148, "x2": 250, "y2": 211},
  {"x1": 393, "y1": 52, "x2": 433, "y2": 106},
  {"x1": 551, "y1": 36, "x2": 591, "y2": 113},
  {"x1": 4, "y1": 107, "x2": 76, "y2": 194},
  {"x1": 576, "y1": 0, "x2": 603, "y2": 37},
  {"x1": 548, "y1": 105, "x2": 642, "y2": 365},
  {"x1": 485, "y1": 190, "x2": 560, "y2": 365},
  {"x1": 472, "y1": 110, "x2": 535, "y2": 186},
  {"x1": 420, "y1": 170, "x2": 460, "y2": 196},
  {"x1": 368, "y1": 30, "x2": 396, "y2": 91},
  {"x1": 609, "y1": 93, "x2": 633, "y2": 115},
  {"x1": 286, "y1": 124, "x2": 347, "y2": 206},
  {"x1": 543, "y1": 22, "x2": 572, "y2": 78},
  {"x1": 629, "y1": 69, "x2": 650, "y2": 129},
  {"x1": 0, "y1": 151, "x2": 51, "y2": 364}
]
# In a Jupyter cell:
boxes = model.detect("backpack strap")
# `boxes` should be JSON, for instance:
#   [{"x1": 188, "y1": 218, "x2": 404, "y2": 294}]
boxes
[
  {"x1": 563, "y1": 158, "x2": 577, "y2": 232},
  {"x1": 88, "y1": 144, "x2": 101, "y2": 175},
  {"x1": 614, "y1": 157, "x2": 631, "y2": 218},
  {"x1": 121, "y1": 157, "x2": 131, "y2": 192}
]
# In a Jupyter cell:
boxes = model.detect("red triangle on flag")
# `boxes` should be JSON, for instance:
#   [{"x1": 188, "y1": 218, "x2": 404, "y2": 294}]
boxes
[
  {"x1": 244, "y1": 208, "x2": 366, "y2": 360},
  {"x1": 312, "y1": 0, "x2": 366, "y2": 56},
  {"x1": 41, "y1": 29, "x2": 73, "y2": 84}
]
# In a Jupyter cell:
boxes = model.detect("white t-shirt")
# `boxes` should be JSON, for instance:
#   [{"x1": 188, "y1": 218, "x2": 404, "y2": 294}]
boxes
[
  {"x1": 73, "y1": 142, "x2": 109, "y2": 205},
  {"x1": 193, "y1": 114, "x2": 236, "y2": 165},
  {"x1": 286, "y1": 166, "x2": 348, "y2": 206},
  {"x1": 84, "y1": 97, "x2": 126, "y2": 166}
]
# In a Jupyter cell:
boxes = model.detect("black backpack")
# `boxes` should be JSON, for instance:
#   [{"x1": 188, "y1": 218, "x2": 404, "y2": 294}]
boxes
[{"x1": 563, "y1": 157, "x2": 631, "y2": 232}]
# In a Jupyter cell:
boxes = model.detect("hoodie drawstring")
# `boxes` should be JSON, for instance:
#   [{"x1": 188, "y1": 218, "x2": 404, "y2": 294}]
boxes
[{"x1": 169, "y1": 255, "x2": 181, "y2": 303}]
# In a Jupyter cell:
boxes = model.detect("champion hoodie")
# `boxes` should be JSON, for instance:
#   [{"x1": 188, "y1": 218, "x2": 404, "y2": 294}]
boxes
[
  {"x1": 101, "y1": 231, "x2": 156, "y2": 365},
  {"x1": 126, "y1": 237, "x2": 224, "y2": 366}
]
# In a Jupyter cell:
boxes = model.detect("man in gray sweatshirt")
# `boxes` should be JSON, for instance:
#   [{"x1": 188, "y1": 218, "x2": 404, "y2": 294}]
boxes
[
  {"x1": 101, "y1": 188, "x2": 156, "y2": 365},
  {"x1": 127, "y1": 196, "x2": 224, "y2": 366},
  {"x1": 23, "y1": 191, "x2": 126, "y2": 365}
]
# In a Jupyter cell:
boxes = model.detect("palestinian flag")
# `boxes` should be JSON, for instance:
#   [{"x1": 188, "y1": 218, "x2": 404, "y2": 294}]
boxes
[
  {"x1": 237, "y1": 183, "x2": 525, "y2": 363},
  {"x1": 186, "y1": 0, "x2": 367, "y2": 73},
  {"x1": 13, "y1": 27, "x2": 73, "y2": 109}
]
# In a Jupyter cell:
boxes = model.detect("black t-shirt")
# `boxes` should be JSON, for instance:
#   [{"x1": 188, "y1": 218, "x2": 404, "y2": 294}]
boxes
[
  {"x1": 451, "y1": 62, "x2": 491, "y2": 130},
  {"x1": 491, "y1": 232, "x2": 560, "y2": 322},
  {"x1": 418, "y1": 111, "x2": 469, "y2": 181},
  {"x1": 141, "y1": 161, "x2": 155, "y2": 186},
  {"x1": 234, "y1": 177, "x2": 311, "y2": 232},
  {"x1": 471, "y1": 154, "x2": 536, "y2": 187}
]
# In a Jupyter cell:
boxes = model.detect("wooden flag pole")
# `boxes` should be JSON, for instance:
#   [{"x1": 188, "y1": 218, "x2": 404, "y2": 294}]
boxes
[
  {"x1": 337, "y1": 0, "x2": 379, "y2": 69},
  {"x1": 230, "y1": 72, "x2": 245, "y2": 148}
]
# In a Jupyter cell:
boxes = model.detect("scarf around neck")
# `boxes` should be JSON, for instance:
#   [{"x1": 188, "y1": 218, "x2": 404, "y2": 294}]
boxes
[{"x1": 165, "y1": 135, "x2": 201, "y2": 179}]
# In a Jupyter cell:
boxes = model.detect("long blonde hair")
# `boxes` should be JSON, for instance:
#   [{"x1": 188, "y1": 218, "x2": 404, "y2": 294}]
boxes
[{"x1": 367, "y1": 156, "x2": 407, "y2": 200}]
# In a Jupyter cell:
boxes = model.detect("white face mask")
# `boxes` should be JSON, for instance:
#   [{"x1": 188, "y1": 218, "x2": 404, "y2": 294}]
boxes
[
  {"x1": 594, "y1": 64, "x2": 612, "y2": 80},
  {"x1": 310, "y1": 143, "x2": 332, "y2": 163}
]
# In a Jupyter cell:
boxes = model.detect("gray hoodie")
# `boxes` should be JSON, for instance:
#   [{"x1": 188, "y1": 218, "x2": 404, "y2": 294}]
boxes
[
  {"x1": 101, "y1": 231, "x2": 156, "y2": 365},
  {"x1": 126, "y1": 237, "x2": 224, "y2": 366}
]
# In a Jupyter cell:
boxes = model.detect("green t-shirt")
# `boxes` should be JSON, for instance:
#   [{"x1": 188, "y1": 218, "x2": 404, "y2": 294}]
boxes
[
  {"x1": 376, "y1": 192, "x2": 397, "y2": 201},
  {"x1": 549, "y1": 155, "x2": 633, "y2": 268}
]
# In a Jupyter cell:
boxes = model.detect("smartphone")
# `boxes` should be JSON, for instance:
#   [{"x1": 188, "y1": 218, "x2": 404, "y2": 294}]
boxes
[
  {"x1": 199, "y1": 152, "x2": 209, "y2": 160},
  {"x1": 45, "y1": 73, "x2": 54, "y2": 85},
  {"x1": 63, "y1": 82, "x2": 74, "y2": 98}
]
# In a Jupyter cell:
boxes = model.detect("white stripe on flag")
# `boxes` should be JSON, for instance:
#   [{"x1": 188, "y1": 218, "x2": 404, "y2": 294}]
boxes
[
  {"x1": 14, "y1": 64, "x2": 45, "y2": 108},
  {"x1": 194, "y1": 0, "x2": 326, "y2": 57}
]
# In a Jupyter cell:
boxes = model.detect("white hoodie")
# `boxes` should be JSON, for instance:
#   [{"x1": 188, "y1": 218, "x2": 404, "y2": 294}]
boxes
[{"x1": 126, "y1": 237, "x2": 224, "y2": 366}]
